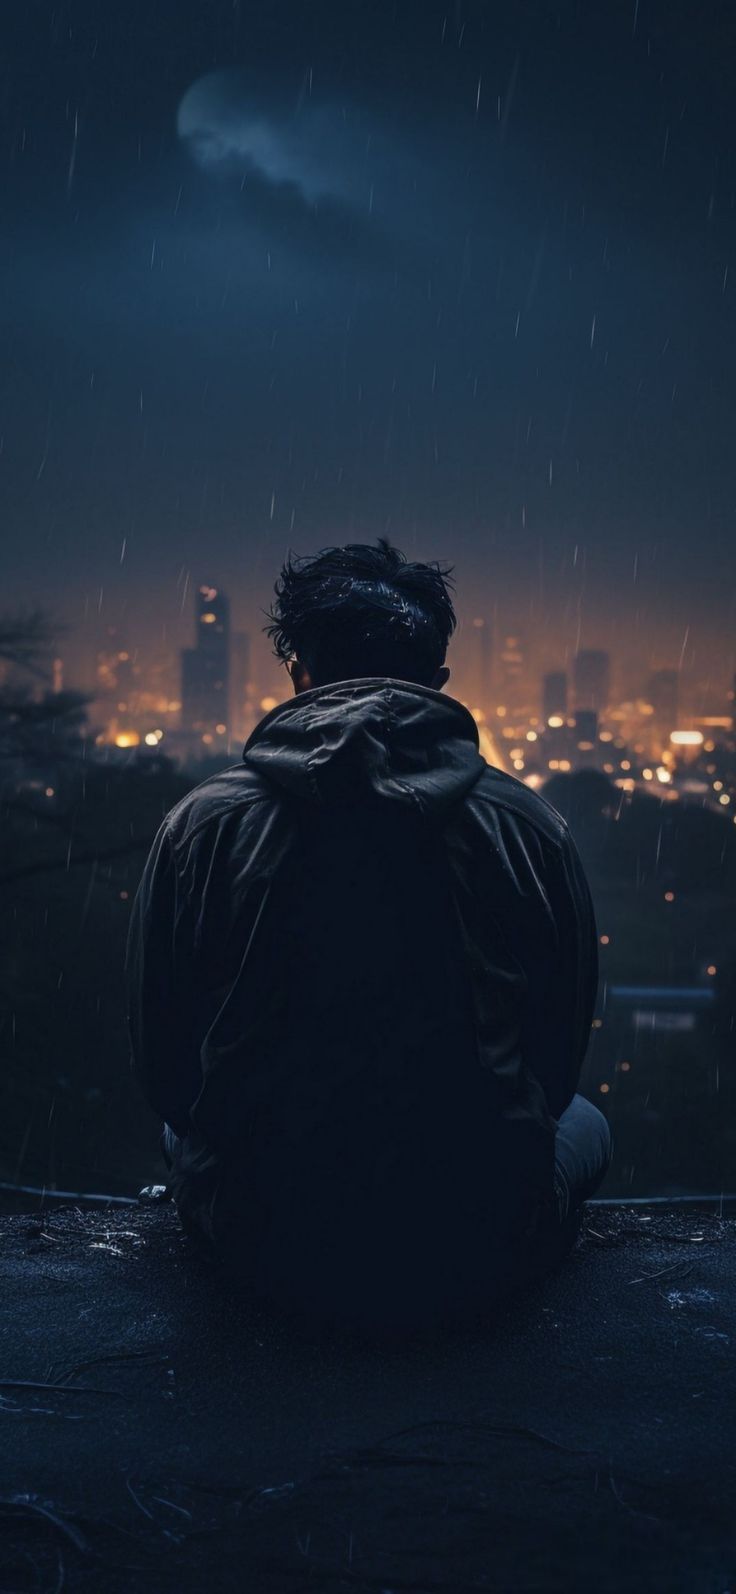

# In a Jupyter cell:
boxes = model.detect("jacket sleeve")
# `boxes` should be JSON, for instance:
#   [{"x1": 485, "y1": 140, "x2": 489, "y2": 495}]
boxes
[
  {"x1": 524, "y1": 825, "x2": 599, "y2": 1121},
  {"x1": 125, "y1": 821, "x2": 200, "y2": 1136}
]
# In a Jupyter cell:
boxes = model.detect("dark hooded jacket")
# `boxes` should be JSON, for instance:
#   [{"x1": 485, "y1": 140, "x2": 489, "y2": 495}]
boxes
[{"x1": 127, "y1": 679, "x2": 597, "y2": 1304}]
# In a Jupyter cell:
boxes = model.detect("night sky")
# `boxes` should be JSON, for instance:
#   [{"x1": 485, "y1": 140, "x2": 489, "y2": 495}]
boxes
[{"x1": 3, "y1": 1, "x2": 736, "y2": 694}]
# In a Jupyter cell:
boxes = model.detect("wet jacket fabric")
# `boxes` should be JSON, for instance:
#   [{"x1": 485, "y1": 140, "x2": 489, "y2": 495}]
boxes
[{"x1": 127, "y1": 679, "x2": 597, "y2": 1307}]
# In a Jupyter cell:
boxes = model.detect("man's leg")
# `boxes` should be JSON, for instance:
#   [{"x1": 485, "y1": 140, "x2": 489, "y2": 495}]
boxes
[
  {"x1": 553, "y1": 1092, "x2": 613, "y2": 1221},
  {"x1": 513, "y1": 1094, "x2": 612, "y2": 1292}
]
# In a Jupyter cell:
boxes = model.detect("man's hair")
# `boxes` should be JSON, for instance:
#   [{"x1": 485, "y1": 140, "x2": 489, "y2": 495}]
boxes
[{"x1": 265, "y1": 538, "x2": 456, "y2": 687}]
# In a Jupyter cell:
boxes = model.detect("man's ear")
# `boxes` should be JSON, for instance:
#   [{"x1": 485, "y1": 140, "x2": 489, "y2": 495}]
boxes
[
  {"x1": 290, "y1": 659, "x2": 313, "y2": 695},
  {"x1": 432, "y1": 666, "x2": 450, "y2": 691}
]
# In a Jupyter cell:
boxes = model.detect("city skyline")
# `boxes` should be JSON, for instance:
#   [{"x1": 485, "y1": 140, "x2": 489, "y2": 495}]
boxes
[
  {"x1": 80, "y1": 576, "x2": 736, "y2": 790},
  {"x1": 65, "y1": 571, "x2": 734, "y2": 721}
]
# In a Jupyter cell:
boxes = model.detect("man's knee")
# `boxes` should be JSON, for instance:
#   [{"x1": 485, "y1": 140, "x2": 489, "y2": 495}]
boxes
[{"x1": 555, "y1": 1092, "x2": 613, "y2": 1209}]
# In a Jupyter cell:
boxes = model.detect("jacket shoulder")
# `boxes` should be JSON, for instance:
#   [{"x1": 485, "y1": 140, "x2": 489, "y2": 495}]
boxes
[
  {"x1": 469, "y1": 764, "x2": 570, "y2": 848},
  {"x1": 162, "y1": 763, "x2": 276, "y2": 849}
]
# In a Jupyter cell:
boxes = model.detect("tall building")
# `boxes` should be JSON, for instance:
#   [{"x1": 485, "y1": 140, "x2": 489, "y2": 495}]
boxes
[
  {"x1": 181, "y1": 584, "x2": 231, "y2": 741},
  {"x1": 574, "y1": 708, "x2": 599, "y2": 745},
  {"x1": 648, "y1": 669, "x2": 679, "y2": 738},
  {"x1": 543, "y1": 670, "x2": 568, "y2": 723},
  {"x1": 465, "y1": 616, "x2": 493, "y2": 713},
  {"x1": 574, "y1": 649, "x2": 611, "y2": 715},
  {"x1": 231, "y1": 630, "x2": 254, "y2": 741},
  {"x1": 498, "y1": 633, "x2": 526, "y2": 715}
]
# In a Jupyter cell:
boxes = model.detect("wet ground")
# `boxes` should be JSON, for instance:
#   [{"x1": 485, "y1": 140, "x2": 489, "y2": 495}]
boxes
[{"x1": 0, "y1": 1202, "x2": 734, "y2": 1593}]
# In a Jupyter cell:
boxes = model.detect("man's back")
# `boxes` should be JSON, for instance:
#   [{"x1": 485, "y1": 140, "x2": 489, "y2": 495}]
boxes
[{"x1": 128, "y1": 678, "x2": 598, "y2": 1317}]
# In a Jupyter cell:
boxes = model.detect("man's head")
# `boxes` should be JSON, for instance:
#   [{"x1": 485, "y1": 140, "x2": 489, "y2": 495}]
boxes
[{"x1": 265, "y1": 538, "x2": 456, "y2": 693}]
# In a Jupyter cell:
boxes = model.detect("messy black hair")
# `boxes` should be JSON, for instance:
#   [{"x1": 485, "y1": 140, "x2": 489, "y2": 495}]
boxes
[{"x1": 265, "y1": 538, "x2": 456, "y2": 688}]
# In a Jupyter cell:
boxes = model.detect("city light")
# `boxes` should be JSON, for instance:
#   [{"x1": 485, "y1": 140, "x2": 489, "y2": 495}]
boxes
[
  {"x1": 707, "y1": 965, "x2": 717, "y2": 976},
  {"x1": 547, "y1": 715, "x2": 564, "y2": 728},
  {"x1": 670, "y1": 730, "x2": 704, "y2": 746},
  {"x1": 144, "y1": 732, "x2": 158, "y2": 746},
  {"x1": 599, "y1": 1083, "x2": 610, "y2": 1095},
  {"x1": 260, "y1": 696, "x2": 278, "y2": 713},
  {"x1": 664, "y1": 891, "x2": 675, "y2": 902},
  {"x1": 719, "y1": 793, "x2": 730, "y2": 805},
  {"x1": 114, "y1": 732, "x2": 140, "y2": 748},
  {"x1": 200, "y1": 612, "x2": 217, "y2": 624},
  {"x1": 600, "y1": 934, "x2": 610, "y2": 945},
  {"x1": 642, "y1": 767, "x2": 653, "y2": 780},
  {"x1": 656, "y1": 766, "x2": 671, "y2": 783}
]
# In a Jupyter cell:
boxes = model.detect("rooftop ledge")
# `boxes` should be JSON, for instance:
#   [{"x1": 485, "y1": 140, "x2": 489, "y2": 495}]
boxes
[{"x1": 1, "y1": 1203, "x2": 734, "y2": 1594}]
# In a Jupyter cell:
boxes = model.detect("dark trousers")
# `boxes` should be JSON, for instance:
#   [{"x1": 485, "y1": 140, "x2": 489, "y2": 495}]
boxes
[{"x1": 553, "y1": 1091, "x2": 612, "y2": 1220}]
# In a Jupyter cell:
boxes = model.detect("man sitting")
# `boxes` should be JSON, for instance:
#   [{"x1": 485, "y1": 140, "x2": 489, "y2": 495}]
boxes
[{"x1": 127, "y1": 540, "x2": 611, "y2": 1324}]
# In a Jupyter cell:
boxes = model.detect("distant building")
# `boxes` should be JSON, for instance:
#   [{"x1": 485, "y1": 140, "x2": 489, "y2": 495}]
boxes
[
  {"x1": 574, "y1": 649, "x2": 611, "y2": 715},
  {"x1": 181, "y1": 585, "x2": 230, "y2": 744},
  {"x1": 465, "y1": 616, "x2": 493, "y2": 714},
  {"x1": 648, "y1": 669, "x2": 679, "y2": 738},
  {"x1": 231, "y1": 630, "x2": 255, "y2": 741},
  {"x1": 498, "y1": 633, "x2": 526, "y2": 715},
  {"x1": 543, "y1": 670, "x2": 568, "y2": 724},
  {"x1": 575, "y1": 708, "x2": 599, "y2": 745}
]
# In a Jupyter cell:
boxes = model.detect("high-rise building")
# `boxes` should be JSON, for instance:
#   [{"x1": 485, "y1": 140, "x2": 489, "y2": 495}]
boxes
[
  {"x1": 231, "y1": 630, "x2": 254, "y2": 741},
  {"x1": 181, "y1": 584, "x2": 230, "y2": 741},
  {"x1": 465, "y1": 616, "x2": 493, "y2": 714},
  {"x1": 574, "y1": 650, "x2": 611, "y2": 715},
  {"x1": 543, "y1": 670, "x2": 568, "y2": 724},
  {"x1": 498, "y1": 633, "x2": 526, "y2": 715},
  {"x1": 648, "y1": 669, "x2": 679, "y2": 738},
  {"x1": 574, "y1": 708, "x2": 599, "y2": 745}
]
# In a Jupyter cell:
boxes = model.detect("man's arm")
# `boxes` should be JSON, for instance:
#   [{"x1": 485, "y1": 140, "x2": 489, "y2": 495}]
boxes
[{"x1": 125, "y1": 821, "x2": 200, "y2": 1137}]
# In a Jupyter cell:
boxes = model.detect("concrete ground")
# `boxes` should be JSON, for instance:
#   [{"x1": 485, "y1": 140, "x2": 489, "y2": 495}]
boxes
[{"x1": 0, "y1": 1202, "x2": 734, "y2": 1594}]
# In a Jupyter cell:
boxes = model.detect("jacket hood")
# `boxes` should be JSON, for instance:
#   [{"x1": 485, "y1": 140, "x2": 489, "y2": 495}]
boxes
[{"x1": 243, "y1": 678, "x2": 486, "y2": 815}]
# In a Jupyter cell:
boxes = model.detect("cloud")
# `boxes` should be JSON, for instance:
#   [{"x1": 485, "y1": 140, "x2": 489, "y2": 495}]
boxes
[
  {"x1": 178, "y1": 71, "x2": 368, "y2": 206},
  {"x1": 177, "y1": 70, "x2": 430, "y2": 271}
]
